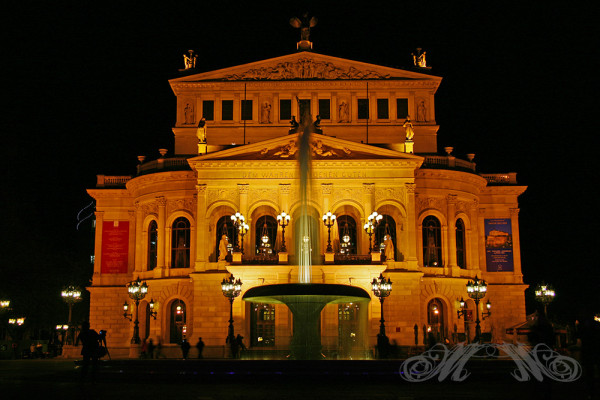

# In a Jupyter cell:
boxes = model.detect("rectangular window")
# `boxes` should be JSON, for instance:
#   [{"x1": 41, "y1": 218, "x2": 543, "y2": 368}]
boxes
[
  {"x1": 318, "y1": 99, "x2": 331, "y2": 120},
  {"x1": 357, "y1": 98, "x2": 369, "y2": 119},
  {"x1": 202, "y1": 100, "x2": 214, "y2": 121},
  {"x1": 221, "y1": 100, "x2": 233, "y2": 120},
  {"x1": 298, "y1": 99, "x2": 311, "y2": 123},
  {"x1": 241, "y1": 100, "x2": 253, "y2": 121},
  {"x1": 377, "y1": 99, "x2": 389, "y2": 119},
  {"x1": 396, "y1": 98, "x2": 409, "y2": 119},
  {"x1": 280, "y1": 99, "x2": 291, "y2": 120}
]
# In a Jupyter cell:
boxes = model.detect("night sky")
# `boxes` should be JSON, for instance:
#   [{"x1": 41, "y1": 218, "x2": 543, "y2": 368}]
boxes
[{"x1": 1, "y1": 2, "x2": 596, "y2": 328}]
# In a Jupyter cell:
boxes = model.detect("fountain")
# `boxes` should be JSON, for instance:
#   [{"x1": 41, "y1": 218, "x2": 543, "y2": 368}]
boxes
[{"x1": 242, "y1": 111, "x2": 371, "y2": 359}]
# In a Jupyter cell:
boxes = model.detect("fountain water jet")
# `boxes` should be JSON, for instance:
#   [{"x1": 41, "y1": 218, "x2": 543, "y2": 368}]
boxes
[{"x1": 242, "y1": 109, "x2": 371, "y2": 359}]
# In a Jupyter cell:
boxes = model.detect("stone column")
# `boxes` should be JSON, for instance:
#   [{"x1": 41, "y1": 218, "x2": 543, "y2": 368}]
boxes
[
  {"x1": 446, "y1": 194, "x2": 458, "y2": 269},
  {"x1": 157, "y1": 196, "x2": 167, "y2": 270},
  {"x1": 468, "y1": 200, "x2": 480, "y2": 271},
  {"x1": 238, "y1": 184, "x2": 249, "y2": 254},
  {"x1": 405, "y1": 183, "x2": 418, "y2": 269},
  {"x1": 510, "y1": 208, "x2": 524, "y2": 280},
  {"x1": 195, "y1": 184, "x2": 208, "y2": 270},
  {"x1": 134, "y1": 203, "x2": 143, "y2": 273},
  {"x1": 128, "y1": 210, "x2": 136, "y2": 274},
  {"x1": 362, "y1": 183, "x2": 374, "y2": 254},
  {"x1": 477, "y1": 208, "x2": 486, "y2": 273}
]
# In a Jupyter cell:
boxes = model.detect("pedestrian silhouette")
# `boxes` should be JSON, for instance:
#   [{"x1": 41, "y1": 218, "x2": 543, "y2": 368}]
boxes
[
  {"x1": 180, "y1": 338, "x2": 191, "y2": 359},
  {"x1": 76, "y1": 321, "x2": 101, "y2": 380},
  {"x1": 196, "y1": 337, "x2": 205, "y2": 359}
]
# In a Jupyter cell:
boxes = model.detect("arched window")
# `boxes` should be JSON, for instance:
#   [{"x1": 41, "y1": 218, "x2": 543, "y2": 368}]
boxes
[
  {"x1": 171, "y1": 217, "x2": 190, "y2": 268},
  {"x1": 147, "y1": 220, "x2": 158, "y2": 270},
  {"x1": 422, "y1": 216, "x2": 442, "y2": 267},
  {"x1": 215, "y1": 215, "x2": 235, "y2": 261},
  {"x1": 427, "y1": 298, "x2": 445, "y2": 343},
  {"x1": 455, "y1": 218, "x2": 466, "y2": 269},
  {"x1": 255, "y1": 215, "x2": 277, "y2": 254},
  {"x1": 336, "y1": 215, "x2": 357, "y2": 254},
  {"x1": 170, "y1": 299, "x2": 186, "y2": 344},
  {"x1": 375, "y1": 215, "x2": 397, "y2": 257}
]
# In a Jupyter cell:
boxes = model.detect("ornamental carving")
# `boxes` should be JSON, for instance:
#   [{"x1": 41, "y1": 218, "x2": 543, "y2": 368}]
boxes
[
  {"x1": 375, "y1": 187, "x2": 406, "y2": 204},
  {"x1": 416, "y1": 196, "x2": 444, "y2": 214},
  {"x1": 259, "y1": 139, "x2": 352, "y2": 159},
  {"x1": 248, "y1": 188, "x2": 279, "y2": 207},
  {"x1": 207, "y1": 189, "x2": 238, "y2": 208},
  {"x1": 167, "y1": 198, "x2": 196, "y2": 216},
  {"x1": 141, "y1": 202, "x2": 158, "y2": 216},
  {"x1": 222, "y1": 58, "x2": 392, "y2": 81}
]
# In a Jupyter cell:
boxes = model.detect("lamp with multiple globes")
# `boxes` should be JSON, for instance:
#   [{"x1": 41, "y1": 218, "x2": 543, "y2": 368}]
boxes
[
  {"x1": 230, "y1": 212, "x2": 245, "y2": 252},
  {"x1": 534, "y1": 283, "x2": 555, "y2": 317},
  {"x1": 371, "y1": 273, "x2": 392, "y2": 337},
  {"x1": 322, "y1": 211, "x2": 336, "y2": 253},
  {"x1": 463, "y1": 276, "x2": 491, "y2": 342},
  {"x1": 365, "y1": 212, "x2": 383, "y2": 253},
  {"x1": 277, "y1": 212, "x2": 291, "y2": 252},
  {"x1": 125, "y1": 278, "x2": 150, "y2": 344},
  {"x1": 61, "y1": 285, "x2": 82, "y2": 344},
  {"x1": 221, "y1": 274, "x2": 242, "y2": 353}
]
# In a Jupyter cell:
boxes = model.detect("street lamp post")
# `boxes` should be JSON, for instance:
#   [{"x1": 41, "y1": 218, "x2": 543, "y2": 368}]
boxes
[
  {"x1": 534, "y1": 283, "x2": 555, "y2": 317},
  {"x1": 125, "y1": 278, "x2": 148, "y2": 344},
  {"x1": 230, "y1": 212, "x2": 246, "y2": 252},
  {"x1": 464, "y1": 277, "x2": 491, "y2": 342},
  {"x1": 365, "y1": 212, "x2": 383, "y2": 253},
  {"x1": 371, "y1": 273, "x2": 393, "y2": 337},
  {"x1": 322, "y1": 211, "x2": 336, "y2": 252},
  {"x1": 277, "y1": 212, "x2": 291, "y2": 252},
  {"x1": 61, "y1": 286, "x2": 82, "y2": 345},
  {"x1": 363, "y1": 221, "x2": 375, "y2": 253},
  {"x1": 221, "y1": 274, "x2": 242, "y2": 356}
]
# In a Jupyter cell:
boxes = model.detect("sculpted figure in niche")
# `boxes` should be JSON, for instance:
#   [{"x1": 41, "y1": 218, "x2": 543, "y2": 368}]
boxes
[
  {"x1": 261, "y1": 102, "x2": 272, "y2": 123},
  {"x1": 338, "y1": 101, "x2": 349, "y2": 123},
  {"x1": 417, "y1": 99, "x2": 427, "y2": 122},
  {"x1": 184, "y1": 103, "x2": 194, "y2": 125},
  {"x1": 218, "y1": 234, "x2": 229, "y2": 261},
  {"x1": 403, "y1": 115, "x2": 415, "y2": 141},
  {"x1": 383, "y1": 234, "x2": 395, "y2": 261},
  {"x1": 196, "y1": 118, "x2": 207, "y2": 144}
]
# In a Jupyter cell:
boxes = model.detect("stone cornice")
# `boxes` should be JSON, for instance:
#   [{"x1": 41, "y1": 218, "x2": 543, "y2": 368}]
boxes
[
  {"x1": 480, "y1": 185, "x2": 527, "y2": 196},
  {"x1": 125, "y1": 170, "x2": 196, "y2": 192},
  {"x1": 416, "y1": 169, "x2": 487, "y2": 190},
  {"x1": 87, "y1": 188, "x2": 131, "y2": 199}
]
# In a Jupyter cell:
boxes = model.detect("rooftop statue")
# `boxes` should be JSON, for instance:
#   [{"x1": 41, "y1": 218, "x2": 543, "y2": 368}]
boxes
[
  {"x1": 403, "y1": 116, "x2": 415, "y2": 141},
  {"x1": 411, "y1": 48, "x2": 429, "y2": 69},
  {"x1": 183, "y1": 50, "x2": 198, "y2": 70},
  {"x1": 290, "y1": 13, "x2": 318, "y2": 42}
]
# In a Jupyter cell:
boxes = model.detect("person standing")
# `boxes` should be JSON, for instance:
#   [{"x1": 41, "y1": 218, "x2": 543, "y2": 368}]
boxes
[
  {"x1": 180, "y1": 338, "x2": 191, "y2": 359},
  {"x1": 147, "y1": 338, "x2": 155, "y2": 359},
  {"x1": 196, "y1": 337, "x2": 205, "y2": 359},
  {"x1": 76, "y1": 321, "x2": 101, "y2": 380}
]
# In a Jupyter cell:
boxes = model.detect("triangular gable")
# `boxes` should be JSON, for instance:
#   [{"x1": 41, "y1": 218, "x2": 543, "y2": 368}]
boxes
[
  {"x1": 189, "y1": 133, "x2": 424, "y2": 163},
  {"x1": 170, "y1": 52, "x2": 441, "y2": 83}
]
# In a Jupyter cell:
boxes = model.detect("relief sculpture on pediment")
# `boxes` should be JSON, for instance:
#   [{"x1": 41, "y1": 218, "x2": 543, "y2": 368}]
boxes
[
  {"x1": 259, "y1": 139, "x2": 352, "y2": 160},
  {"x1": 222, "y1": 58, "x2": 392, "y2": 81}
]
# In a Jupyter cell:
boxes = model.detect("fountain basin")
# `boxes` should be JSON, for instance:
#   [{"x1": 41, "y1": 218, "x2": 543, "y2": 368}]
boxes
[{"x1": 243, "y1": 283, "x2": 371, "y2": 359}]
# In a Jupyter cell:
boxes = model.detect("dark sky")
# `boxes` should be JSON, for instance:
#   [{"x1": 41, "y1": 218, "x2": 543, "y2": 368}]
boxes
[{"x1": 1, "y1": 2, "x2": 596, "y2": 324}]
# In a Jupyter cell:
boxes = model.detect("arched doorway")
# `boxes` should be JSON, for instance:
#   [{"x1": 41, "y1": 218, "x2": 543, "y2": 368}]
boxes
[
  {"x1": 375, "y1": 214, "x2": 397, "y2": 260},
  {"x1": 427, "y1": 298, "x2": 446, "y2": 343},
  {"x1": 254, "y1": 215, "x2": 278, "y2": 255},
  {"x1": 215, "y1": 215, "x2": 235, "y2": 261},
  {"x1": 336, "y1": 215, "x2": 357, "y2": 255},
  {"x1": 169, "y1": 299, "x2": 186, "y2": 344}
]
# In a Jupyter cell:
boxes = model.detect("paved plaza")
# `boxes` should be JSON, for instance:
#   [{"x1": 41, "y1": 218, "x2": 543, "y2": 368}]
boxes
[{"x1": 0, "y1": 359, "x2": 595, "y2": 400}]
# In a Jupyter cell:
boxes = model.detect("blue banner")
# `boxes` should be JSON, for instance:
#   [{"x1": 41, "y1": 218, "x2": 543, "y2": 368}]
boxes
[{"x1": 484, "y1": 218, "x2": 514, "y2": 272}]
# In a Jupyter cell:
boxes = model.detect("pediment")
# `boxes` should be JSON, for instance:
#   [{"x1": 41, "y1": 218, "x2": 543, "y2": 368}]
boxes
[
  {"x1": 189, "y1": 133, "x2": 423, "y2": 164},
  {"x1": 170, "y1": 52, "x2": 440, "y2": 83}
]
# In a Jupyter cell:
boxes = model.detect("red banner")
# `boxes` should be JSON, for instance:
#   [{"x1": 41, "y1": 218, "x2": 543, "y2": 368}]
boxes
[{"x1": 101, "y1": 221, "x2": 129, "y2": 274}]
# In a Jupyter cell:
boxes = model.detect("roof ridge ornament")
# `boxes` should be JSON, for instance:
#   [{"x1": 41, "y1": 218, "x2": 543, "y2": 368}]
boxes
[
  {"x1": 290, "y1": 13, "x2": 317, "y2": 51},
  {"x1": 412, "y1": 48, "x2": 431, "y2": 70}
]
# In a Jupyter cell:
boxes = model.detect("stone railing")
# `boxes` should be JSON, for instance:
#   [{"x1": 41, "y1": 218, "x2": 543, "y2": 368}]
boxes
[
  {"x1": 421, "y1": 156, "x2": 476, "y2": 172},
  {"x1": 480, "y1": 172, "x2": 518, "y2": 185},
  {"x1": 137, "y1": 157, "x2": 191, "y2": 175},
  {"x1": 96, "y1": 175, "x2": 132, "y2": 188}
]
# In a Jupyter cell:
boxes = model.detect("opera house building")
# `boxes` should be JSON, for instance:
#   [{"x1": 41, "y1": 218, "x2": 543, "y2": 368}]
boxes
[{"x1": 87, "y1": 47, "x2": 527, "y2": 358}]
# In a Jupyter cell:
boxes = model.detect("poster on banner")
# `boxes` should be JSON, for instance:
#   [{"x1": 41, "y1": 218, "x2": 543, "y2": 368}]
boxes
[
  {"x1": 484, "y1": 218, "x2": 514, "y2": 272},
  {"x1": 101, "y1": 221, "x2": 129, "y2": 274}
]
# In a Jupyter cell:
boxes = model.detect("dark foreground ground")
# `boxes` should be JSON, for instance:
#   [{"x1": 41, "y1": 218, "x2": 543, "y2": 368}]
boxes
[{"x1": 0, "y1": 358, "x2": 596, "y2": 400}]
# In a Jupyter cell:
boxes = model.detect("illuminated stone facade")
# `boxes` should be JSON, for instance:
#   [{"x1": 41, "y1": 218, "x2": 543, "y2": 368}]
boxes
[{"x1": 87, "y1": 52, "x2": 527, "y2": 358}]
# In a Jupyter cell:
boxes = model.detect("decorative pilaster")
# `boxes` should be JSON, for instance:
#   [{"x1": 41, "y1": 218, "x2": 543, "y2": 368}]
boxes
[
  {"x1": 195, "y1": 184, "x2": 208, "y2": 270},
  {"x1": 156, "y1": 196, "x2": 167, "y2": 270},
  {"x1": 468, "y1": 200, "x2": 480, "y2": 270},
  {"x1": 362, "y1": 183, "x2": 375, "y2": 254},
  {"x1": 405, "y1": 183, "x2": 418, "y2": 268},
  {"x1": 93, "y1": 211, "x2": 104, "y2": 276},
  {"x1": 134, "y1": 202, "x2": 143, "y2": 273},
  {"x1": 128, "y1": 210, "x2": 136, "y2": 274},
  {"x1": 477, "y1": 208, "x2": 486, "y2": 273},
  {"x1": 509, "y1": 208, "x2": 524, "y2": 280},
  {"x1": 446, "y1": 194, "x2": 458, "y2": 269},
  {"x1": 238, "y1": 184, "x2": 249, "y2": 254}
]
